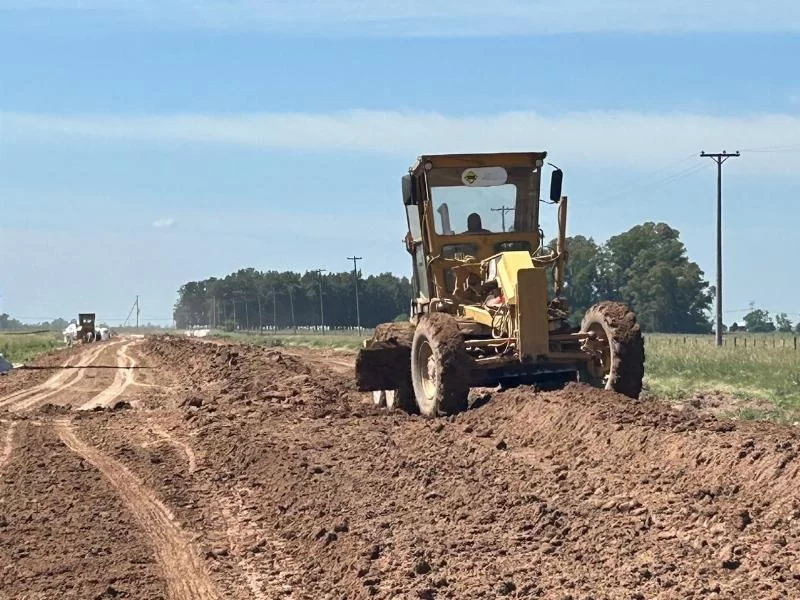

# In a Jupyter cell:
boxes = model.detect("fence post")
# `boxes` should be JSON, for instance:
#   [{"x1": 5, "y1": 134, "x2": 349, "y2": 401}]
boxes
[{"x1": 733, "y1": 337, "x2": 737, "y2": 348}]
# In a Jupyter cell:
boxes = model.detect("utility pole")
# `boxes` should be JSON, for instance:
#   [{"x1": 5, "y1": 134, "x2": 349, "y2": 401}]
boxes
[
  {"x1": 700, "y1": 150, "x2": 740, "y2": 348},
  {"x1": 272, "y1": 287, "x2": 277, "y2": 333},
  {"x1": 287, "y1": 284, "x2": 297, "y2": 333},
  {"x1": 491, "y1": 205, "x2": 515, "y2": 232},
  {"x1": 347, "y1": 256, "x2": 363, "y2": 331},
  {"x1": 135, "y1": 295, "x2": 139, "y2": 330},
  {"x1": 314, "y1": 269, "x2": 327, "y2": 334}
]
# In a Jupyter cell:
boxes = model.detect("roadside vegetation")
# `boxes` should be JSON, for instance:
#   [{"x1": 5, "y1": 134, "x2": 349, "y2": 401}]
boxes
[
  {"x1": 644, "y1": 333, "x2": 800, "y2": 422},
  {"x1": 0, "y1": 332, "x2": 63, "y2": 363}
]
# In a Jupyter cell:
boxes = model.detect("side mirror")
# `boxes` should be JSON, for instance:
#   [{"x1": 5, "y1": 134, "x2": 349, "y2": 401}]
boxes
[
  {"x1": 549, "y1": 169, "x2": 563, "y2": 202},
  {"x1": 402, "y1": 175, "x2": 418, "y2": 206}
]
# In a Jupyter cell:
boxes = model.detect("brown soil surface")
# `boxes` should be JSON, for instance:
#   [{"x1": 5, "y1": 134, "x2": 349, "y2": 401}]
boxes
[{"x1": 1, "y1": 335, "x2": 799, "y2": 599}]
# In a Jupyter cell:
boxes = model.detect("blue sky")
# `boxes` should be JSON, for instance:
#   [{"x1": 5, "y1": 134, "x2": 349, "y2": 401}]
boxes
[{"x1": 1, "y1": 1, "x2": 799, "y2": 326}]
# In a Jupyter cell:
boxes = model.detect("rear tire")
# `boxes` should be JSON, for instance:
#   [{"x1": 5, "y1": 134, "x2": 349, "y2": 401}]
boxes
[
  {"x1": 411, "y1": 313, "x2": 471, "y2": 417},
  {"x1": 580, "y1": 301, "x2": 645, "y2": 399}
]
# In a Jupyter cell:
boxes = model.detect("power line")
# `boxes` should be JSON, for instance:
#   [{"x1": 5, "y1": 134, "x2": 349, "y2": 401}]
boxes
[
  {"x1": 591, "y1": 152, "x2": 697, "y2": 203},
  {"x1": 740, "y1": 143, "x2": 800, "y2": 153},
  {"x1": 700, "y1": 150, "x2": 740, "y2": 347}
]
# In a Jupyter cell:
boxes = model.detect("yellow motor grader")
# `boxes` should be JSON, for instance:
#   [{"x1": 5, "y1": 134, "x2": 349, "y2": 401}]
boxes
[{"x1": 355, "y1": 152, "x2": 644, "y2": 417}]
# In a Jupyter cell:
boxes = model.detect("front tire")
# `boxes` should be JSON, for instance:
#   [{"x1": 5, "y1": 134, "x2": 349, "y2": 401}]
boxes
[
  {"x1": 580, "y1": 301, "x2": 645, "y2": 399},
  {"x1": 410, "y1": 313, "x2": 471, "y2": 417}
]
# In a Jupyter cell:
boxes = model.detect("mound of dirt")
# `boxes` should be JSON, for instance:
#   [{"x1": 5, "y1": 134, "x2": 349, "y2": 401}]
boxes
[
  {"x1": 73, "y1": 337, "x2": 800, "y2": 599},
  {"x1": 144, "y1": 336, "x2": 366, "y2": 419}
]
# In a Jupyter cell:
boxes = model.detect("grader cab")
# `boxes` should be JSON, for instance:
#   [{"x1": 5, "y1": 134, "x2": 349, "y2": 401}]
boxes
[
  {"x1": 355, "y1": 152, "x2": 644, "y2": 417},
  {"x1": 77, "y1": 313, "x2": 97, "y2": 344}
]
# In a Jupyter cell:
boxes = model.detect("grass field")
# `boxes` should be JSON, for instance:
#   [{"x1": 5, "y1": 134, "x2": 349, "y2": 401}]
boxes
[
  {"x1": 0, "y1": 332, "x2": 64, "y2": 363},
  {"x1": 644, "y1": 333, "x2": 800, "y2": 422}
]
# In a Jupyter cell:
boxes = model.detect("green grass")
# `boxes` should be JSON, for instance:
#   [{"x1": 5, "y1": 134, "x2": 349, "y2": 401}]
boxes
[
  {"x1": 210, "y1": 330, "x2": 365, "y2": 352},
  {"x1": 0, "y1": 332, "x2": 64, "y2": 363},
  {"x1": 644, "y1": 333, "x2": 800, "y2": 422}
]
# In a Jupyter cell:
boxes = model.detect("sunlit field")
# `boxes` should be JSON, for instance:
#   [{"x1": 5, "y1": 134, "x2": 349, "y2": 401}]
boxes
[
  {"x1": 0, "y1": 332, "x2": 63, "y2": 363},
  {"x1": 644, "y1": 333, "x2": 800, "y2": 421}
]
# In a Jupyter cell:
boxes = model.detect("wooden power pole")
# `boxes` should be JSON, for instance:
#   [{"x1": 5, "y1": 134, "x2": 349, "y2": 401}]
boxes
[{"x1": 700, "y1": 150, "x2": 740, "y2": 347}]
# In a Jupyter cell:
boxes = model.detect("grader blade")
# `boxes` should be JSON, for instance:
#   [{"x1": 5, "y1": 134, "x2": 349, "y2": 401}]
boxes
[
  {"x1": 355, "y1": 343, "x2": 411, "y2": 391},
  {"x1": 354, "y1": 322, "x2": 414, "y2": 392}
]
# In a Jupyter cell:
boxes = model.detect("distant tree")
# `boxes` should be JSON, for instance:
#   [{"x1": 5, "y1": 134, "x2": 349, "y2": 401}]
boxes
[
  {"x1": 743, "y1": 304, "x2": 775, "y2": 333},
  {"x1": 49, "y1": 318, "x2": 69, "y2": 331},
  {"x1": 796, "y1": 322, "x2": 800, "y2": 334},
  {"x1": 554, "y1": 235, "x2": 602, "y2": 326},
  {"x1": 776, "y1": 312, "x2": 794, "y2": 333},
  {"x1": 596, "y1": 223, "x2": 712, "y2": 333},
  {"x1": 729, "y1": 322, "x2": 741, "y2": 332}
]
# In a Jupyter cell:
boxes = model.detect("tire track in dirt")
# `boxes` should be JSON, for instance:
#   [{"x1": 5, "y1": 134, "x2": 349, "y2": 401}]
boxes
[
  {"x1": 0, "y1": 353, "x2": 81, "y2": 407},
  {"x1": 56, "y1": 421, "x2": 223, "y2": 600},
  {"x1": 150, "y1": 425, "x2": 197, "y2": 474},
  {"x1": 0, "y1": 421, "x2": 169, "y2": 599},
  {"x1": 0, "y1": 421, "x2": 17, "y2": 473},
  {"x1": 0, "y1": 341, "x2": 119, "y2": 411},
  {"x1": 216, "y1": 486, "x2": 300, "y2": 600},
  {"x1": 80, "y1": 341, "x2": 138, "y2": 410}
]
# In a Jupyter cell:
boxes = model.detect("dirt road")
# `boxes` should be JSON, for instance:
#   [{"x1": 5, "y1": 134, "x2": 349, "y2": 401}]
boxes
[{"x1": 0, "y1": 336, "x2": 799, "y2": 599}]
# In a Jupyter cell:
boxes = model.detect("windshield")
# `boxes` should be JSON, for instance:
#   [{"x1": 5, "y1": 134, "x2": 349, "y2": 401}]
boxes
[
  {"x1": 431, "y1": 185, "x2": 517, "y2": 234},
  {"x1": 426, "y1": 165, "x2": 541, "y2": 235}
]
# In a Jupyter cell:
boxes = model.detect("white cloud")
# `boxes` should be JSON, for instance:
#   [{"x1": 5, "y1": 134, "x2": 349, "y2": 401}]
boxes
[
  {"x1": 1, "y1": 0, "x2": 799, "y2": 34},
  {"x1": 3, "y1": 109, "x2": 800, "y2": 174},
  {"x1": 152, "y1": 217, "x2": 176, "y2": 228}
]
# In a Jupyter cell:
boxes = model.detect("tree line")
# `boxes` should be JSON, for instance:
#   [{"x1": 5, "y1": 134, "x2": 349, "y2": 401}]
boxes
[
  {"x1": 173, "y1": 269, "x2": 412, "y2": 330},
  {"x1": 0, "y1": 314, "x2": 70, "y2": 332},
  {"x1": 173, "y1": 221, "x2": 794, "y2": 334},
  {"x1": 731, "y1": 305, "x2": 800, "y2": 333}
]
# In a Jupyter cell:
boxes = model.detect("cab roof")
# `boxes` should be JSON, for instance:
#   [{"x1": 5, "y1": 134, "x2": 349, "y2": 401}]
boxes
[{"x1": 409, "y1": 152, "x2": 548, "y2": 175}]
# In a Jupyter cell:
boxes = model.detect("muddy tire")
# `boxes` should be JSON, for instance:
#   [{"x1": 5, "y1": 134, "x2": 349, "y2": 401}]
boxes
[
  {"x1": 411, "y1": 313, "x2": 471, "y2": 417},
  {"x1": 580, "y1": 301, "x2": 645, "y2": 399}
]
